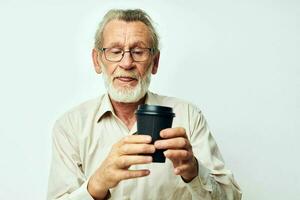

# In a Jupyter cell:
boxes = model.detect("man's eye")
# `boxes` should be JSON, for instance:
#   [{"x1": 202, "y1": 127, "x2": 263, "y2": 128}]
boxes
[
  {"x1": 110, "y1": 49, "x2": 122, "y2": 54},
  {"x1": 132, "y1": 49, "x2": 144, "y2": 55}
]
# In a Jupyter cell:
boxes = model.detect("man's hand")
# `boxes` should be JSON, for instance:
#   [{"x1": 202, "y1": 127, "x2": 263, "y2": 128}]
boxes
[
  {"x1": 87, "y1": 135, "x2": 155, "y2": 200},
  {"x1": 154, "y1": 127, "x2": 198, "y2": 182}
]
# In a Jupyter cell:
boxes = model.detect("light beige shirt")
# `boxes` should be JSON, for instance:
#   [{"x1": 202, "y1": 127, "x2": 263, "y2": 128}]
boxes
[{"x1": 47, "y1": 91, "x2": 242, "y2": 200}]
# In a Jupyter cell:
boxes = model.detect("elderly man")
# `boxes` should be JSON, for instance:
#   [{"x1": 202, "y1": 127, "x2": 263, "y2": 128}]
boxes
[{"x1": 47, "y1": 9, "x2": 242, "y2": 200}]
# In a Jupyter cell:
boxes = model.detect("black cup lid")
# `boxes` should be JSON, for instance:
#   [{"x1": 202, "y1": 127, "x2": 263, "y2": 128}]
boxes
[{"x1": 135, "y1": 104, "x2": 175, "y2": 117}]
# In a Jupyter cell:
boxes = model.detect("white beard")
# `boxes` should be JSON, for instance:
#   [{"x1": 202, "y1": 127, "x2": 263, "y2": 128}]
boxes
[{"x1": 102, "y1": 66, "x2": 152, "y2": 103}]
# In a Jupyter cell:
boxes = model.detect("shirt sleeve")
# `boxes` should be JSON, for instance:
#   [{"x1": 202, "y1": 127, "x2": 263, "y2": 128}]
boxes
[
  {"x1": 47, "y1": 114, "x2": 95, "y2": 200},
  {"x1": 185, "y1": 105, "x2": 242, "y2": 200}
]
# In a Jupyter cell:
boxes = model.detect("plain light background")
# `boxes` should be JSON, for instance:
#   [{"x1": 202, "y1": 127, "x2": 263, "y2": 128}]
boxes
[{"x1": 0, "y1": 0, "x2": 299, "y2": 199}]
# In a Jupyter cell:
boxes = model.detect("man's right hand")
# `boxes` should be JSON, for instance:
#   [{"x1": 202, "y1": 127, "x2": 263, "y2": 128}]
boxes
[{"x1": 87, "y1": 135, "x2": 155, "y2": 200}]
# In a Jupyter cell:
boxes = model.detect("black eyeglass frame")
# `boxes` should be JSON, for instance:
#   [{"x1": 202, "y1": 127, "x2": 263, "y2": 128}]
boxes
[{"x1": 99, "y1": 47, "x2": 155, "y2": 62}]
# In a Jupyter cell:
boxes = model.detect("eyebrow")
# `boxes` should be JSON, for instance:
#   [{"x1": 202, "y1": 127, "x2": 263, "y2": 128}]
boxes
[
  {"x1": 131, "y1": 41, "x2": 148, "y2": 47},
  {"x1": 106, "y1": 41, "x2": 149, "y2": 48},
  {"x1": 106, "y1": 42, "x2": 123, "y2": 48}
]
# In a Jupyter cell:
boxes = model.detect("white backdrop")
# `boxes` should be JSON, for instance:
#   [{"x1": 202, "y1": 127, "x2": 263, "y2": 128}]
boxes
[{"x1": 0, "y1": 0, "x2": 299, "y2": 199}]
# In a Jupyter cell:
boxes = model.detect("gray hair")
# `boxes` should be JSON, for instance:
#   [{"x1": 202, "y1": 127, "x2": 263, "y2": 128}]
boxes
[{"x1": 94, "y1": 9, "x2": 160, "y2": 53}]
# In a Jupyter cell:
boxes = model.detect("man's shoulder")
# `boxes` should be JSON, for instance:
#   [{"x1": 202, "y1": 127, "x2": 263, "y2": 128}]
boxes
[
  {"x1": 55, "y1": 95, "x2": 105, "y2": 124},
  {"x1": 149, "y1": 92, "x2": 201, "y2": 113}
]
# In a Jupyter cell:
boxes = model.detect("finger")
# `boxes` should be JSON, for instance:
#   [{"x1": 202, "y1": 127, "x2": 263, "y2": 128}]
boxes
[
  {"x1": 160, "y1": 127, "x2": 187, "y2": 139},
  {"x1": 119, "y1": 143, "x2": 155, "y2": 155},
  {"x1": 163, "y1": 149, "x2": 193, "y2": 161},
  {"x1": 122, "y1": 135, "x2": 152, "y2": 144},
  {"x1": 154, "y1": 137, "x2": 191, "y2": 150},
  {"x1": 174, "y1": 164, "x2": 191, "y2": 175},
  {"x1": 165, "y1": 156, "x2": 180, "y2": 168},
  {"x1": 116, "y1": 155, "x2": 153, "y2": 168},
  {"x1": 119, "y1": 169, "x2": 151, "y2": 180}
]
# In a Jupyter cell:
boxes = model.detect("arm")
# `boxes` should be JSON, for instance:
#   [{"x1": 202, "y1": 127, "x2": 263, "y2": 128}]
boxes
[
  {"x1": 154, "y1": 106, "x2": 242, "y2": 200},
  {"x1": 187, "y1": 108, "x2": 242, "y2": 200},
  {"x1": 47, "y1": 114, "x2": 155, "y2": 200},
  {"x1": 47, "y1": 117, "x2": 95, "y2": 200}
]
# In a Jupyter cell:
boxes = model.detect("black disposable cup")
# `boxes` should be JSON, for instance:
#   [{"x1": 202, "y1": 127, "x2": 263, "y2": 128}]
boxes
[{"x1": 135, "y1": 104, "x2": 175, "y2": 163}]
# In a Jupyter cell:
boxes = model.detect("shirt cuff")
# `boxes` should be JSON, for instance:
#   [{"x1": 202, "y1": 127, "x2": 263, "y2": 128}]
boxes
[
  {"x1": 68, "y1": 180, "x2": 95, "y2": 200},
  {"x1": 184, "y1": 159, "x2": 213, "y2": 197}
]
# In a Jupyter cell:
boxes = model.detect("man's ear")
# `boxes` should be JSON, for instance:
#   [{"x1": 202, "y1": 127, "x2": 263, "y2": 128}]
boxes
[
  {"x1": 92, "y1": 48, "x2": 102, "y2": 74},
  {"x1": 151, "y1": 51, "x2": 160, "y2": 75}
]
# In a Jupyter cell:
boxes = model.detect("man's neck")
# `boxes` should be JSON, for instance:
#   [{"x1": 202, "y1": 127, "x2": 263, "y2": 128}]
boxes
[{"x1": 110, "y1": 95, "x2": 146, "y2": 130}]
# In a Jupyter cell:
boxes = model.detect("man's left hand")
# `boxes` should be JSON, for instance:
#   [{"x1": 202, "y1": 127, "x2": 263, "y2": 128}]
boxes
[{"x1": 154, "y1": 127, "x2": 198, "y2": 182}]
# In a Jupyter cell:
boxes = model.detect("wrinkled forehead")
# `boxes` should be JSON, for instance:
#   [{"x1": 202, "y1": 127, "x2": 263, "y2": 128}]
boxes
[{"x1": 102, "y1": 19, "x2": 152, "y2": 48}]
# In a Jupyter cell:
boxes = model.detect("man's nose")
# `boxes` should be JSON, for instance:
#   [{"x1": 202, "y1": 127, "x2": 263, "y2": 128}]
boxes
[{"x1": 119, "y1": 51, "x2": 134, "y2": 69}]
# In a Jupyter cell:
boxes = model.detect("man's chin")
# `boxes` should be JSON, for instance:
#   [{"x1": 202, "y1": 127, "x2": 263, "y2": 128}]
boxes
[
  {"x1": 108, "y1": 87, "x2": 146, "y2": 103},
  {"x1": 108, "y1": 88, "x2": 139, "y2": 103},
  {"x1": 104, "y1": 74, "x2": 151, "y2": 103},
  {"x1": 114, "y1": 85, "x2": 136, "y2": 91},
  {"x1": 109, "y1": 94, "x2": 144, "y2": 103}
]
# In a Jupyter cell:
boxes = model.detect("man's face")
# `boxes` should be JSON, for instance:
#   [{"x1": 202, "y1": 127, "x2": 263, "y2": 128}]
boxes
[{"x1": 93, "y1": 20, "x2": 159, "y2": 103}]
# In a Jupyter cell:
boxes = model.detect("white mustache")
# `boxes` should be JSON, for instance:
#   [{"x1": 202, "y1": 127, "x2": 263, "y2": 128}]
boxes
[{"x1": 112, "y1": 70, "x2": 139, "y2": 80}]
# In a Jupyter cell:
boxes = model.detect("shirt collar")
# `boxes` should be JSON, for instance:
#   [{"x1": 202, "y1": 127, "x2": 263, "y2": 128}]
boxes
[
  {"x1": 96, "y1": 91, "x2": 158, "y2": 123},
  {"x1": 145, "y1": 91, "x2": 160, "y2": 105},
  {"x1": 96, "y1": 93, "x2": 114, "y2": 123}
]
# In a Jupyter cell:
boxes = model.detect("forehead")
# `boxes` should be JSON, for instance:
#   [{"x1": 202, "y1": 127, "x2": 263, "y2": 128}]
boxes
[{"x1": 102, "y1": 20, "x2": 152, "y2": 47}]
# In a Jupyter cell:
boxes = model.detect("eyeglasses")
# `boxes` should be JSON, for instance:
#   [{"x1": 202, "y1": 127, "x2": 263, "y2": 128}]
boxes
[{"x1": 99, "y1": 47, "x2": 154, "y2": 62}]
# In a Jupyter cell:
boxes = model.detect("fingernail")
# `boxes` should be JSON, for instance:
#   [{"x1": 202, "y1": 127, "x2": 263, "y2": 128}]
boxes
[
  {"x1": 146, "y1": 136, "x2": 152, "y2": 141},
  {"x1": 154, "y1": 141, "x2": 161, "y2": 148},
  {"x1": 151, "y1": 146, "x2": 156, "y2": 153},
  {"x1": 147, "y1": 156, "x2": 153, "y2": 162},
  {"x1": 163, "y1": 150, "x2": 167, "y2": 156}
]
